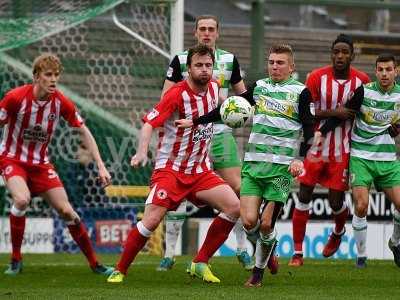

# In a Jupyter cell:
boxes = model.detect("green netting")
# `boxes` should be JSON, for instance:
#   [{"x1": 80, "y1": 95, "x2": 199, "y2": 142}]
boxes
[
  {"x1": 0, "y1": 0, "x2": 173, "y2": 216},
  {"x1": 0, "y1": 0, "x2": 126, "y2": 52}
]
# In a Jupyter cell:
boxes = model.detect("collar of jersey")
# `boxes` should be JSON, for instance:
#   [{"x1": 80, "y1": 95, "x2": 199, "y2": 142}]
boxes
[
  {"x1": 268, "y1": 77, "x2": 294, "y2": 86},
  {"x1": 374, "y1": 81, "x2": 398, "y2": 95}
]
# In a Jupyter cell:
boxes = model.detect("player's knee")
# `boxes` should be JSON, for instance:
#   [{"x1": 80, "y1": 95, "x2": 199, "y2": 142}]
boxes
[
  {"x1": 221, "y1": 198, "x2": 240, "y2": 219},
  {"x1": 330, "y1": 200, "x2": 343, "y2": 212},
  {"x1": 260, "y1": 220, "x2": 273, "y2": 235},
  {"x1": 59, "y1": 208, "x2": 80, "y2": 223},
  {"x1": 354, "y1": 202, "x2": 368, "y2": 217},
  {"x1": 142, "y1": 215, "x2": 163, "y2": 232},
  {"x1": 298, "y1": 196, "x2": 311, "y2": 205},
  {"x1": 242, "y1": 217, "x2": 258, "y2": 231},
  {"x1": 299, "y1": 186, "x2": 313, "y2": 204},
  {"x1": 228, "y1": 202, "x2": 240, "y2": 218},
  {"x1": 232, "y1": 184, "x2": 241, "y2": 197},
  {"x1": 13, "y1": 193, "x2": 31, "y2": 210}
]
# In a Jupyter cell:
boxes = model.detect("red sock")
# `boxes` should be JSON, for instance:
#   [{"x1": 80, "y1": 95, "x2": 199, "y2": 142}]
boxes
[
  {"x1": 292, "y1": 208, "x2": 310, "y2": 253},
  {"x1": 10, "y1": 214, "x2": 26, "y2": 261},
  {"x1": 334, "y1": 207, "x2": 349, "y2": 235},
  {"x1": 68, "y1": 222, "x2": 97, "y2": 268},
  {"x1": 193, "y1": 216, "x2": 235, "y2": 263},
  {"x1": 116, "y1": 226, "x2": 148, "y2": 275}
]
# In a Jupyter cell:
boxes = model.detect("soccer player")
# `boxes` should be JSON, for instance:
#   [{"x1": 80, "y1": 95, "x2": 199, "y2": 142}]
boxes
[
  {"x1": 289, "y1": 34, "x2": 370, "y2": 266},
  {"x1": 0, "y1": 53, "x2": 113, "y2": 276},
  {"x1": 176, "y1": 44, "x2": 315, "y2": 287},
  {"x1": 157, "y1": 14, "x2": 252, "y2": 271},
  {"x1": 107, "y1": 45, "x2": 240, "y2": 284},
  {"x1": 314, "y1": 53, "x2": 400, "y2": 268}
]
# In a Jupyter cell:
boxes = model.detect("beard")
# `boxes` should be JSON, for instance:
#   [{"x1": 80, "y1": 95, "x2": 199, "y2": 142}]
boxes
[{"x1": 191, "y1": 74, "x2": 211, "y2": 86}]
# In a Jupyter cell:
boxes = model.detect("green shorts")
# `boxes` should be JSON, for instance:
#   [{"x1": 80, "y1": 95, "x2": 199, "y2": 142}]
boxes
[
  {"x1": 210, "y1": 132, "x2": 241, "y2": 170},
  {"x1": 240, "y1": 162, "x2": 293, "y2": 203},
  {"x1": 349, "y1": 156, "x2": 400, "y2": 189}
]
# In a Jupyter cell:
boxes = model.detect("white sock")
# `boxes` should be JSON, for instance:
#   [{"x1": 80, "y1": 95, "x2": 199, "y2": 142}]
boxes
[
  {"x1": 234, "y1": 219, "x2": 247, "y2": 253},
  {"x1": 255, "y1": 229, "x2": 277, "y2": 269},
  {"x1": 352, "y1": 215, "x2": 367, "y2": 258},
  {"x1": 164, "y1": 202, "x2": 187, "y2": 258},
  {"x1": 391, "y1": 210, "x2": 400, "y2": 245},
  {"x1": 11, "y1": 205, "x2": 26, "y2": 217}
]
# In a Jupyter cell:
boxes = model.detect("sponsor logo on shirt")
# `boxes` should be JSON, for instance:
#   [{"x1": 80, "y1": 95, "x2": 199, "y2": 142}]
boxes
[
  {"x1": 147, "y1": 109, "x2": 159, "y2": 121},
  {"x1": 258, "y1": 96, "x2": 296, "y2": 118},
  {"x1": 23, "y1": 124, "x2": 49, "y2": 143},
  {"x1": 193, "y1": 126, "x2": 213, "y2": 142}
]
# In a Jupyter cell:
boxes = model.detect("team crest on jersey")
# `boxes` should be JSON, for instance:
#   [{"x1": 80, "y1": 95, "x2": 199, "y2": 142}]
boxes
[
  {"x1": 4, "y1": 165, "x2": 13, "y2": 175},
  {"x1": 394, "y1": 103, "x2": 400, "y2": 112},
  {"x1": 286, "y1": 93, "x2": 298, "y2": 101},
  {"x1": 147, "y1": 109, "x2": 159, "y2": 121},
  {"x1": 157, "y1": 189, "x2": 168, "y2": 200},
  {"x1": 48, "y1": 113, "x2": 56, "y2": 121}
]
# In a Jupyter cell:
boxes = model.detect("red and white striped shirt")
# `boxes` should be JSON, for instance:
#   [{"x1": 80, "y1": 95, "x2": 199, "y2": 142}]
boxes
[
  {"x1": 0, "y1": 85, "x2": 84, "y2": 164},
  {"x1": 307, "y1": 66, "x2": 370, "y2": 161},
  {"x1": 143, "y1": 80, "x2": 218, "y2": 174}
]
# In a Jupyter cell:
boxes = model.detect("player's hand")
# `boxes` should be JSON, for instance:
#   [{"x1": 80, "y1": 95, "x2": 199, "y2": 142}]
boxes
[
  {"x1": 334, "y1": 106, "x2": 356, "y2": 120},
  {"x1": 130, "y1": 152, "x2": 148, "y2": 168},
  {"x1": 388, "y1": 123, "x2": 400, "y2": 137},
  {"x1": 97, "y1": 165, "x2": 112, "y2": 187},
  {"x1": 175, "y1": 119, "x2": 193, "y2": 128},
  {"x1": 288, "y1": 159, "x2": 304, "y2": 177}
]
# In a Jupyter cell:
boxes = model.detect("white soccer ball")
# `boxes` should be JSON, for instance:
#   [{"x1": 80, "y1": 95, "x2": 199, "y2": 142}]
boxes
[{"x1": 220, "y1": 96, "x2": 252, "y2": 128}]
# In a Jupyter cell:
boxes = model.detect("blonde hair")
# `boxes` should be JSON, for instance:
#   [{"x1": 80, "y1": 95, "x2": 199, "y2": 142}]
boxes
[
  {"x1": 32, "y1": 53, "x2": 63, "y2": 76},
  {"x1": 269, "y1": 44, "x2": 294, "y2": 63}
]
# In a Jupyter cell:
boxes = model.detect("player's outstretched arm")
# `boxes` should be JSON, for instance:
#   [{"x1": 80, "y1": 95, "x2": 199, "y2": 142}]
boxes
[
  {"x1": 78, "y1": 125, "x2": 112, "y2": 187},
  {"x1": 175, "y1": 83, "x2": 256, "y2": 128},
  {"x1": 131, "y1": 122, "x2": 153, "y2": 168},
  {"x1": 319, "y1": 85, "x2": 364, "y2": 136}
]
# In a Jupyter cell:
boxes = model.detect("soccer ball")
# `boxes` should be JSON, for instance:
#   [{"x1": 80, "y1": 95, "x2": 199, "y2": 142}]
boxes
[{"x1": 220, "y1": 96, "x2": 252, "y2": 128}]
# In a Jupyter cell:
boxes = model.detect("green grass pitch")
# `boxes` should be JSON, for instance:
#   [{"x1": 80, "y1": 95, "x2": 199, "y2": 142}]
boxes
[{"x1": 1, "y1": 254, "x2": 399, "y2": 300}]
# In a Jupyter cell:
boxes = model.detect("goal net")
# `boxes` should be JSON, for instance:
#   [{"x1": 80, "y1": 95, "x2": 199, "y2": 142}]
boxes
[{"x1": 0, "y1": 0, "x2": 180, "y2": 256}]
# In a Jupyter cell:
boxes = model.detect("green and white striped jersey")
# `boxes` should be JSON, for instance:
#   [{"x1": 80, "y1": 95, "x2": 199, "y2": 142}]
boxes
[
  {"x1": 351, "y1": 82, "x2": 400, "y2": 161},
  {"x1": 170, "y1": 48, "x2": 239, "y2": 134},
  {"x1": 244, "y1": 77, "x2": 305, "y2": 165}
]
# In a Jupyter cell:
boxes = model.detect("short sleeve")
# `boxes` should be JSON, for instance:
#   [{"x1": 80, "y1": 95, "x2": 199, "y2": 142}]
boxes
[
  {"x1": 305, "y1": 71, "x2": 320, "y2": 102},
  {"x1": 0, "y1": 92, "x2": 15, "y2": 124},
  {"x1": 230, "y1": 56, "x2": 243, "y2": 85},
  {"x1": 59, "y1": 94, "x2": 84, "y2": 128},
  {"x1": 165, "y1": 55, "x2": 183, "y2": 83},
  {"x1": 143, "y1": 89, "x2": 179, "y2": 128}
]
